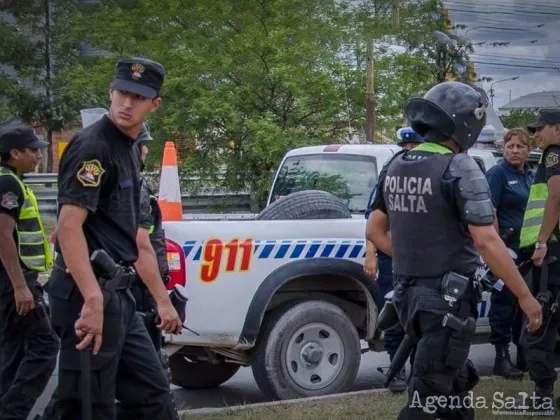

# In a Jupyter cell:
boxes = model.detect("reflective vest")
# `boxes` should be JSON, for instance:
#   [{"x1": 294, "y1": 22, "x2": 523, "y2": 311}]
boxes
[
  {"x1": 0, "y1": 166, "x2": 53, "y2": 272},
  {"x1": 519, "y1": 153, "x2": 558, "y2": 248}
]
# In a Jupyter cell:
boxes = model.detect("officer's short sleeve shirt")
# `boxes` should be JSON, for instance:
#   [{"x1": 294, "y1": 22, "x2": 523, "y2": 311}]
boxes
[
  {"x1": 0, "y1": 168, "x2": 24, "y2": 221},
  {"x1": 543, "y1": 145, "x2": 560, "y2": 181},
  {"x1": 56, "y1": 116, "x2": 142, "y2": 264}
]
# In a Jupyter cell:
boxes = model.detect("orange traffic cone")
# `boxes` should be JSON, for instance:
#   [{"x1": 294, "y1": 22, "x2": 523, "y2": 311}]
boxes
[{"x1": 158, "y1": 141, "x2": 183, "y2": 221}]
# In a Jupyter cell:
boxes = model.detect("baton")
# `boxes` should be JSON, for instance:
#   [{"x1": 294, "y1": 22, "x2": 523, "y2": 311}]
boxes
[{"x1": 81, "y1": 346, "x2": 92, "y2": 420}]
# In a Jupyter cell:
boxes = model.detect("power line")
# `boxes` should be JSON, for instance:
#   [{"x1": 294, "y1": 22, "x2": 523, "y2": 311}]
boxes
[
  {"x1": 445, "y1": 0, "x2": 560, "y2": 6},
  {"x1": 471, "y1": 53, "x2": 560, "y2": 65},
  {"x1": 445, "y1": 0, "x2": 560, "y2": 12},
  {"x1": 472, "y1": 61, "x2": 558, "y2": 71},
  {"x1": 446, "y1": 7, "x2": 560, "y2": 17}
]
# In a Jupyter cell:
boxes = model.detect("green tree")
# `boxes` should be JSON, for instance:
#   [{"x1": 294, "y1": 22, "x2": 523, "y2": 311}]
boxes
[
  {"x1": 500, "y1": 109, "x2": 539, "y2": 130},
  {"x1": 66, "y1": 0, "x2": 435, "y2": 207},
  {"x1": 0, "y1": 0, "x2": 84, "y2": 171}
]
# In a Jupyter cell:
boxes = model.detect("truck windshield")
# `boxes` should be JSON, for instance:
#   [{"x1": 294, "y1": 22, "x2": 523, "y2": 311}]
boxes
[{"x1": 270, "y1": 153, "x2": 378, "y2": 213}]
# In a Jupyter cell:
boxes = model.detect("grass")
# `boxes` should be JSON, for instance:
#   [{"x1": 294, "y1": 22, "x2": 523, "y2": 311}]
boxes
[{"x1": 183, "y1": 377, "x2": 560, "y2": 420}]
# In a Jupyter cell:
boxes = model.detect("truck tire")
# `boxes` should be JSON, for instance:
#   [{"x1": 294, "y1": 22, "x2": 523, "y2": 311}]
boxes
[
  {"x1": 252, "y1": 300, "x2": 361, "y2": 400},
  {"x1": 257, "y1": 190, "x2": 352, "y2": 220},
  {"x1": 168, "y1": 354, "x2": 240, "y2": 389}
]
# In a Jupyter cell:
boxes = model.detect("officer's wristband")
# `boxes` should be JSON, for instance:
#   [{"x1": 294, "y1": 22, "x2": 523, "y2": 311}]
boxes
[{"x1": 535, "y1": 242, "x2": 547, "y2": 249}]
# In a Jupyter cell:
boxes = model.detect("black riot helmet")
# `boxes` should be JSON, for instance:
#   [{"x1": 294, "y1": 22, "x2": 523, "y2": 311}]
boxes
[{"x1": 404, "y1": 81, "x2": 487, "y2": 151}]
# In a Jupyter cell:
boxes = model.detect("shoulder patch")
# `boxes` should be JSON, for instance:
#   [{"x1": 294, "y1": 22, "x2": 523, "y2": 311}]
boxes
[
  {"x1": 1, "y1": 191, "x2": 19, "y2": 210},
  {"x1": 76, "y1": 159, "x2": 106, "y2": 187},
  {"x1": 546, "y1": 152, "x2": 559, "y2": 168}
]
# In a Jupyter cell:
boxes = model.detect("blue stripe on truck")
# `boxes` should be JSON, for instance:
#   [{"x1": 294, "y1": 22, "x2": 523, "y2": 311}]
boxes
[{"x1": 183, "y1": 239, "x2": 366, "y2": 261}]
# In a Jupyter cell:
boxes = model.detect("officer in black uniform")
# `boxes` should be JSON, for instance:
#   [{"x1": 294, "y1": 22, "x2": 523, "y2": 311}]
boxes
[
  {"x1": 121, "y1": 123, "x2": 179, "y2": 420},
  {"x1": 515, "y1": 108, "x2": 560, "y2": 412},
  {"x1": 368, "y1": 81, "x2": 542, "y2": 419},
  {"x1": 44, "y1": 57, "x2": 181, "y2": 420},
  {"x1": 0, "y1": 124, "x2": 59, "y2": 420}
]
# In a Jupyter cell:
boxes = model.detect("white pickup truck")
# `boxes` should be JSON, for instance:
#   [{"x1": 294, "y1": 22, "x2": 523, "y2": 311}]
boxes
[{"x1": 160, "y1": 143, "x2": 504, "y2": 401}]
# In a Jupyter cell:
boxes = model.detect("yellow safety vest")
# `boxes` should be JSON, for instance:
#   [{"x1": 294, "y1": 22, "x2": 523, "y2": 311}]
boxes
[
  {"x1": 519, "y1": 153, "x2": 559, "y2": 248},
  {"x1": 0, "y1": 166, "x2": 53, "y2": 272}
]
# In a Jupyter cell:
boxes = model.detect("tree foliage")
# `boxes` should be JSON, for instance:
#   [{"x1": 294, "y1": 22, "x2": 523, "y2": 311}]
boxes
[
  {"x1": 1, "y1": 0, "x2": 475, "y2": 205},
  {"x1": 0, "y1": 0, "x2": 84, "y2": 171},
  {"x1": 500, "y1": 109, "x2": 539, "y2": 130}
]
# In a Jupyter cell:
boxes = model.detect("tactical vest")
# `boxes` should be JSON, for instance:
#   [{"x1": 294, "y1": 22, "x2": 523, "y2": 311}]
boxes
[
  {"x1": 0, "y1": 166, "x2": 53, "y2": 272},
  {"x1": 384, "y1": 143, "x2": 478, "y2": 277},
  {"x1": 519, "y1": 150, "x2": 559, "y2": 249}
]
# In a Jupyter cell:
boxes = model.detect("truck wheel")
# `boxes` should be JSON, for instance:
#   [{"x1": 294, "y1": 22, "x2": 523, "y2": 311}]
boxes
[
  {"x1": 257, "y1": 190, "x2": 352, "y2": 220},
  {"x1": 168, "y1": 354, "x2": 240, "y2": 389},
  {"x1": 252, "y1": 300, "x2": 360, "y2": 400}
]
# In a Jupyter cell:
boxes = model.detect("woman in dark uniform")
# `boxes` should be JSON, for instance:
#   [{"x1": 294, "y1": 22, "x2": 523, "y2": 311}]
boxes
[{"x1": 485, "y1": 128, "x2": 534, "y2": 379}]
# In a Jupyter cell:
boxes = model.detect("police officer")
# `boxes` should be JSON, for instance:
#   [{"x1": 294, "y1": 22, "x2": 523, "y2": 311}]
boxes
[
  {"x1": 516, "y1": 108, "x2": 560, "y2": 411},
  {"x1": 44, "y1": 57, "x2": 181, "y2": 420},
  {"x1": 485, "y1": 128, "x2": 534, "y2": 379},
  {"x1": 364, "y1": 126, "x2": 424, "y2": 393},
  {"x1": 396, "y1": 126, "x2": 425, "y2": 151},
  {"x1": 123, "y1": 123, "x2": 179, "y2": 420},
  {"x1": 368, "y1": 81, "x2": 542, "y2": 419},
  {"x1": 0, "y1": 123, "x2": 59, "y2": 420}
]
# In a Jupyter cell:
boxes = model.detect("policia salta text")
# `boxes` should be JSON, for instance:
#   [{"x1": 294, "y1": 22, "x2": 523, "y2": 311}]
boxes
[
  {"x1": 0, "y1": 124, "x2": 59, "y2": 420},
  {"x1": 41, "y1": 57, "x2": 181, "y2": 420},
  {"x1": 368, "y1": 81, "x2": 542, "y2": 419},
  {"x1": 515, "y1": 108, "x2": 560, "y2": 410}
]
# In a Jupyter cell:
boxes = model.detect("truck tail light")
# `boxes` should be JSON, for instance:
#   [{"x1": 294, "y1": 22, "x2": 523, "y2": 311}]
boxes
[{"x1": 165, "y1": 238, "x2": 186, "y2": 290}]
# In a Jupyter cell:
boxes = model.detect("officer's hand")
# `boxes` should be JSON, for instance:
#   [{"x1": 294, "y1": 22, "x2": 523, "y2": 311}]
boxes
[
  {"x1": 75, "y1": 296, "x2": 104, "y2": 354},
  {"x1": 531, "y1": 247, "x2": 547, "y2": 267},
  {"x1": 519, "y1": 294, "x2": 544, "y2": 333},
  {"x1": 364, "y1": 255, "x2": 377, "y2": 279},
  {"x1": 157, "y1": 301, "x2": 182, "y2": 335},
  {"x1": 14, "y1": 284, "x2": 35, "y2": 316}
]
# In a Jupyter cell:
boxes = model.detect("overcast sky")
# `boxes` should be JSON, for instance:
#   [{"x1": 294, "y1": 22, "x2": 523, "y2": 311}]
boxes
[{"x1": 443, "y1": 0, "x2": 560, "y2": 111}]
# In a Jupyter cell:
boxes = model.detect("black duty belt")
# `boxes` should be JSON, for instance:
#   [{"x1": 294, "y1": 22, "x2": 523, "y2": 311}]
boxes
[{"x1": 54, "y1": 254, "x2": 136, "y2": 292}]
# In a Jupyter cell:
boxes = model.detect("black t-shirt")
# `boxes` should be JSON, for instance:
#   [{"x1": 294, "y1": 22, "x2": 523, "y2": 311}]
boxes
[
  {"x1": 0, "y1": 164, "x2": 25, "y2": 273},
  {"x1": 55, "y1": 115, "x2": 142, "y2": 265}
]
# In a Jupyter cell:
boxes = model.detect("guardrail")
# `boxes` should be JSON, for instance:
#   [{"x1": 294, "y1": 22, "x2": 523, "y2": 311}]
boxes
[{"x1": 24, "y1": 173, "x2": 254, "y2": 218}]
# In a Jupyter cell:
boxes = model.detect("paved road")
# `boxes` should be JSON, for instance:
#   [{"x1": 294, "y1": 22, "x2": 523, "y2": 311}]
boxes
[{"x1": 30, "y1": 342, "x2": 558, "y2": 418}]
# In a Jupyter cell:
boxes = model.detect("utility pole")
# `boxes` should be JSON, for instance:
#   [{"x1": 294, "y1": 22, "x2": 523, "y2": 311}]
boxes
[
  {"x1": 365, "y1": 40, "x2": 375, "y2": 143},
  {"x1": 44, "y1": 0, "x2": 54, "y2": 172}
]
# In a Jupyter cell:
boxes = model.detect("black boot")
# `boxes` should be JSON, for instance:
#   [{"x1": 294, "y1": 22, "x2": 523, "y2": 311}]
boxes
[
  {"x1": 515, "y1": 345, "x2": 527, "y2": 371},
  {"x1": 388, "y1": 368, "x2": 407, "y2": 393},
  {"x1": 493, "y1": 344, "x2": 524, "y2": 379},
  {"x1": 515, "y1": 385, "x2": 557, "y2": 414}
]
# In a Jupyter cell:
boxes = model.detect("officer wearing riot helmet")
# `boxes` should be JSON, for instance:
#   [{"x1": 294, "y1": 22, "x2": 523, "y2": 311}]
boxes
[
  {"x1": 0, "y1": 124, "x2": 59, "y2": 420},
  {"x1": 44, "y1": 57, "x2": 181, "y2": 420},
  {"x1": 515, "y1": 108, "x2": 560, "y2": 411},
  {"x1": 368, "y1": 81, "x2": 542, "y2": 419},
  {"x1": 365, "y1": 126, "x2": 424, "y2": 393}
]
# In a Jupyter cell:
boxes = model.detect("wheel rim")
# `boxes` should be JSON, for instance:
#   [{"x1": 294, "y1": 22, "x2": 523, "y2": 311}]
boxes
[{"x1": 284, "y1": 322, "x2": 345, "y2": 390}]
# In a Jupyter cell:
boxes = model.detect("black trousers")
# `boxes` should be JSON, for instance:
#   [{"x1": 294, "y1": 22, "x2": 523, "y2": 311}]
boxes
[
  {"x1": 488, "y1": 247, "x2": 527, "y2": 346},
  {"x1": 0, "y1": 273, "x2": 59, "y2": 420},
  {"x1": 43, "y1": 269, "x2": 177, "y2": 420},
  {"x1": 393, "y1": 276, "x2": 480, "y2": 420},
  {"x1": 524, "y1": 284, "x2": 560, "y2": 390}
]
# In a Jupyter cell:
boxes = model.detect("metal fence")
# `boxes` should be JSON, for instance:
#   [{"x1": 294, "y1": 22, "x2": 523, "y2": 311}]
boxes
[{"x1": 25, "y1": 173, "x2": 254, "y2": 218}]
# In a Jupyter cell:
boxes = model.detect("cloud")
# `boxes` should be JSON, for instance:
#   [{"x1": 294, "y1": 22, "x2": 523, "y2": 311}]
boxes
[{"x1": 444, "y1": 0, "x2": 560, "y2": 109}]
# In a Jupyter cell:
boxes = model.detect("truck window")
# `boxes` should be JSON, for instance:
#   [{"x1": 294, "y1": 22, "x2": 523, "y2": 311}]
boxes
[
  {"x1": 270, "y1": 154, "x2": 378, "y2": 213},
  {"x1": 472, "y1": 157, "x2": 485, "y2": 173}
]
